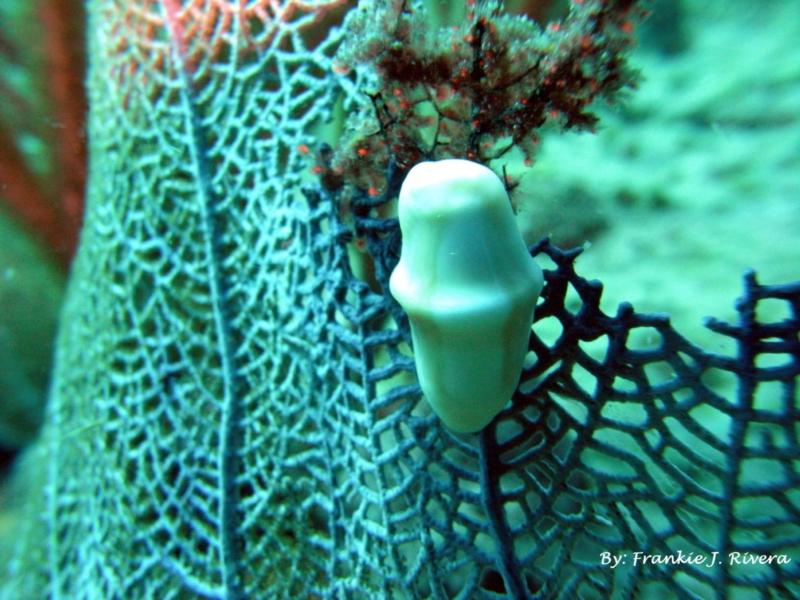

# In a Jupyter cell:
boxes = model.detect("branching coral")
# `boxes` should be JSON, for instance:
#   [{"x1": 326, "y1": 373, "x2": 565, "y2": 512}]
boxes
[{"x1": 326, "y1": 0, "x2": 647, "y2": 199}]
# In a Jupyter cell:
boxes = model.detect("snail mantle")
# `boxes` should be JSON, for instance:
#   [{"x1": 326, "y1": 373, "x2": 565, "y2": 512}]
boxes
[{"x1": 389, "y1": 159, "x2": 544, "y2": 433}]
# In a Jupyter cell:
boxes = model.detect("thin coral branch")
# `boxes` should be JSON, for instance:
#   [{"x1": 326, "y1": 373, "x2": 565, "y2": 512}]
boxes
[
  {"x1": 39, "y1": 0, "x2": 87, "y2": 255},
  {"x1": 0, "y1": 126, "x2": 68, "y2": 265},
  {"x1": 0, "y1": 0, "x2": 87, "y2": 269}
]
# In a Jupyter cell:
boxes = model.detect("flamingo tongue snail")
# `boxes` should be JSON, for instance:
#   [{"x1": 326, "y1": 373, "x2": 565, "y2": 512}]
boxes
[{"x1": 389, "y1": 160, "x2": 544, "y2": 433}]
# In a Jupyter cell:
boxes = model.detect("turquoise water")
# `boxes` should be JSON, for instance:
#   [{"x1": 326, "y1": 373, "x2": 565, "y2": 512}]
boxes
[{"x1": 517, "y1": 0, "x2": 799, "y2": 349}]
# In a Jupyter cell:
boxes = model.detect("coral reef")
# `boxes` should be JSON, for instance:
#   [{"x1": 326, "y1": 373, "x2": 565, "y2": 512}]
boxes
[{"x1": 0, "y1": 1, "x2": 798, "y2": 598}]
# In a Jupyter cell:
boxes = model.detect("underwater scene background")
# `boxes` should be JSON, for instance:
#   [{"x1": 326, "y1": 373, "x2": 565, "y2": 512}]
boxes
[{"x1": 0, "y1": 0, "x2": 798, "y2": 598}]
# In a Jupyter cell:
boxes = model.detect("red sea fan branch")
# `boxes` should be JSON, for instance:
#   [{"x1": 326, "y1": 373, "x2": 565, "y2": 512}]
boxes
[
  {"x1": 39, "y1": 0, "x2": 87, "y2": 257},
  {"x1": 0, "y1": 0, "x2": 87, "y2": 270},
  {"x1": 0, "y1": 126, "x2": 67, "y2": 261}
]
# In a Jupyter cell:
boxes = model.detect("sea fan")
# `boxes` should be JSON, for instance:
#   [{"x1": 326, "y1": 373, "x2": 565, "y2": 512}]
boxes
[{"x1": 1, "y1": 1, "x2": 798, "y2": 598}]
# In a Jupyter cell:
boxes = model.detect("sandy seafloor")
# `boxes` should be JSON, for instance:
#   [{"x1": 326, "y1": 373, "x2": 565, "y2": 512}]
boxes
[{"x1": 516, "y1": 0, "x2": 799, "y2": 353}]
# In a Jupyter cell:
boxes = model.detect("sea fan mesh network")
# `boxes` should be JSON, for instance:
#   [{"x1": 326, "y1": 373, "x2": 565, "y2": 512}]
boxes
[
  {"x1": 333, "y1": 184, "x2": 800, "y2": 599},
  {"x1": 1, "y1": 0, "x2": 799, "y2": 599}
]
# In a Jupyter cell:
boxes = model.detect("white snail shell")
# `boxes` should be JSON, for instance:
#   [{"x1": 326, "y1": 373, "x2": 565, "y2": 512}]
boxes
[{"x1": 389, "y1": 159, "x2": 544, "y2": 433}]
